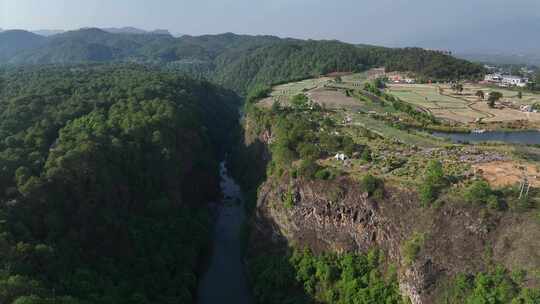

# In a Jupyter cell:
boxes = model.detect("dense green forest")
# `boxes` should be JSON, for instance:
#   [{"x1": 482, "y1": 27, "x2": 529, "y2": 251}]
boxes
[
  {"x1": 0, "y1": 65, "x2": 241, "y2": 303},
  {"x1": 212, "y1": 43, "x2": 485, "y2": 94},
  {"x1": 1, "y1": 29, "x2": 485, "y2": 95},
  {"x1": 249, "y1": 249, "x2": 404, "y2": 304}
]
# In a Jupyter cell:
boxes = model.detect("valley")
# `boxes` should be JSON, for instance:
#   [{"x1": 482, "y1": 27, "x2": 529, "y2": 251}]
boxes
[{"x1": 0, "y1": 30, "x2": 539, "y2": 304}]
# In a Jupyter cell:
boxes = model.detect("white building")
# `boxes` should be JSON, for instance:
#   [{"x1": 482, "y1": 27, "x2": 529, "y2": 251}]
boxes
[
  {"x1": 484, "y1": 74, "x2": 503, "y2": 82},
  {"x1": 334, "y1": 153, "x2": 347, "y2": 161},
  {"x1": 520, "y1": 105, "x2": 533, "y2": 112},
  {"x1": 502, "y1": 75, "x2": 529, "y2": 88}
]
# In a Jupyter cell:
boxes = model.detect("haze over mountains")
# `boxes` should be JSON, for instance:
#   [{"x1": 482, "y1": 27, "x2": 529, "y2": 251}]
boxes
[
  {"x1": 409, "y1": 17, "x2": 540, "y2": 66},
  {"x1": 2, "y1": 21, "x2": 539, "y2": 66},
  {"x1": 0, "y1": 27, "x2": 484, "y2": 95},
  {"x1": 0, "y1": 26, "x2": 173, "y2": 37}
]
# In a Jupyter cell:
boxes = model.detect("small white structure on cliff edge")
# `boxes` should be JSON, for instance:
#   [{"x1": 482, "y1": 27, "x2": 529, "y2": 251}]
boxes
[{"x1": 334, "y1": 153, "x2": 347, "y2": 161}]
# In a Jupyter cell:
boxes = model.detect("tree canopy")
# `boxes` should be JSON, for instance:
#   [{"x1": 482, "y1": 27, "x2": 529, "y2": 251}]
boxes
[{"x1": 0, "y1": 64, "x2": 241, "y2": 303}]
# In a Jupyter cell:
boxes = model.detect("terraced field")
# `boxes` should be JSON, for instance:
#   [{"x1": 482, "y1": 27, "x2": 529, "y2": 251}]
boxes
[
  {"x1": 387, "y1": 83, "x2": 540, "y2": 124},
  {"x1": 258, "y1": 73, "x2": 369, "y2": 107},
  {"x1": 257, "y1": 76, "x2": 443, "y2": 147}
]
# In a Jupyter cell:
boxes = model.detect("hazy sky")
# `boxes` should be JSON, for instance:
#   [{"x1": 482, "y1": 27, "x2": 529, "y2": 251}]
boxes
[{"x1": 2, "y1": 0, "x2": 540, "y2": 52}]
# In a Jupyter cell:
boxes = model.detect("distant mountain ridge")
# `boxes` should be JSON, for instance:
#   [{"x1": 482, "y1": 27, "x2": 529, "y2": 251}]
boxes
[
  {"x1": 32, "y1": 29, "x2": 65, "y2": 36},
  {"x1": 100, "y1": 26, "x2": 172, "y2": 36},
  {"x1": 0, "y1": 30, "x2": 47, "y2": 61},
  {"x1": 456, "y1": 52, "x2": 540, "y2": 67},
  {"x1": 0, "y1": 28, "x2": 484, "y2": 93}
]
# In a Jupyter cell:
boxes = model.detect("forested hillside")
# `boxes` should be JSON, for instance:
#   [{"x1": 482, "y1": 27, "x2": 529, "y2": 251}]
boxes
[
  {"x1": 0, "y1": 30, "x2": 46, "y2": 62},
  {"x1": 0, "y1": 29, "x2": 485, "y2": 94},
  {"x1": 212, "y1": 42, "x2": 484, "y2": 94},
  {"x1": 0, "y1": 65, "x2": 241, "y2": 303}
]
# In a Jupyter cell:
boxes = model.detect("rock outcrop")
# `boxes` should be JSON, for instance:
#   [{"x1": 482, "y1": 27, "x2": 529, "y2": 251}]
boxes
[{"x1": 251, "y1": 174, "x2": 540, "y2": 303}]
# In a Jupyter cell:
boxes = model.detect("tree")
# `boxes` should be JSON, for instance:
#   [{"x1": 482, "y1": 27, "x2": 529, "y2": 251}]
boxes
[
  {"x1": 452, "y1": 83, "x2": 464, "y2": 94},
  {"x1": 298, "y1": 142, "x2": 321, "y2": 161},
  {"x1": 418, "y1": 160, "x2": 446, "y2": 206},
  {"x1": 373, "y1": 77, "x2": 386, "y2": 89},
  {"x1": 360, "y1": 174, "x2": 384, "y2": 199},
  {"x1": 361, "y1": 147, "x2": 372, "y2": 162},
  {"x1": 271, "y1": 100, "x2": 282, "y2": 112},
  {"x1": 475, "y1": 90, "x2": 485, "y2": 100},
  {"x1": 463, "y1": 180, "x2": 502, "y2": 210},
  {"x1": 290, "y1": 94, "x2": 310, "y2": 110},
  {"x1": 0, "y1": 66, "x2": 243, "y2": 303},
  {"x1": 488, "y1": 91, "x2": 503, "y2": 108},
  {"x1": 457, "y1": 83, "x2": 464, "y2": 94}
]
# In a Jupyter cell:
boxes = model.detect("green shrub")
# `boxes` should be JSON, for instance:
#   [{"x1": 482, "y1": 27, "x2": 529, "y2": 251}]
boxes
[
  {"x1": 402, "y1": 233, "x2": 426, "y2": 266},
  {"x1": 341, "y1": 136, "x2": 356, "y2": 157},
  {"x1": 464, "y1": 180, "x2": 497, "y2": 207},
  {"x1": 418, "y1": 160, "x2": 447, "y2": 206},
  {"x1": 291, "y1": 94, "x2": 310, "y2": 109},
  {"x1": 441, "y1": 267, "x2": 539, "y2": 304},
  {"x1": 360, "y1": 174, "x2": 384, "y2": 199},
  {"x1": 283, "y1": 189, "x2": 295, "y2": 209},
  {"x1": 297, "y1": 142, "x2": 321, "y2": 161},
  {"x1": 419, "y1": 183, "x2": 437, "y2": 206},
  {"x1": 486, "y1": 194, "x2": 502, "y2": 210},
  {"x1": 361, "y1": 148, "x2": 372, "y2": 162},
  {"x1": 314, "y1": 168, "x2": 335, "y2": 180},
  {"x1": 297, "y1": 159, "x2": 321, "y2": 179}
]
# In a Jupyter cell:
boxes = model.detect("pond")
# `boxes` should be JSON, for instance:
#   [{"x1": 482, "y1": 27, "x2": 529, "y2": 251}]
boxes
[
  {"x1": 197, "y1": 162, "x2": 252, "y2": 304},
  {"x1": 432, "y1": 130, "x2": 540, "y2": 145}
]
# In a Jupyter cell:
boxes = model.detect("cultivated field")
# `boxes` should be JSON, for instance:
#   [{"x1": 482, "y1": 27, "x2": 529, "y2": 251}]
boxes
[
  {"x1": 387, "y1": 83, "x2": 540, "y2": 124},
  {"x1": 258, "y1": 73, "x2": 369, "y2": 107},
  {"x1": 257, "y1": 76, "x2": 441, "y2": 147},
  {"x1": 308, "y1": 88, "x2": 362, "y2": 110},
  {"x1": 258, "y1": 77, "x2": 333, "y2": 106}
]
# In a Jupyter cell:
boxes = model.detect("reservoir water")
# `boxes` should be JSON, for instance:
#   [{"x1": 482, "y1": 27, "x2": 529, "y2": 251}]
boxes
[
  {"x1": 197, "y1": 162, "x2": 252, "y2": 304},
  {"x1": 432, "y1": 130, "x2": 540, "y2": 145}
]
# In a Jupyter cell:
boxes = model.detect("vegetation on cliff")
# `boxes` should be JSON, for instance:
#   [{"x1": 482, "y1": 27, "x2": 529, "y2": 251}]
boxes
[
  {"x1": 238, "y1": 75, "x2": 540, "y2": 303},
  {"x1": 249, "y1": 249, "x2": 405, "y2": 304},
  {"x1": 441, "y1": 266, "x2": 540, "y2": 303}
]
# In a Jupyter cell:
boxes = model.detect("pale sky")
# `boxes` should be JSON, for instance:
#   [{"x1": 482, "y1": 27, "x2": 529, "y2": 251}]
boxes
[{"x1": 2, "y1": 0, "x2": 540, "y2": 52}]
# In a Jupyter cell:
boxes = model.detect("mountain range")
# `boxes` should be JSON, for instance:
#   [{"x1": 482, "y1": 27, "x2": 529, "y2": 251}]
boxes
[
  {"x1": 0, "y1": 26, "x2": 172, "y2": 37},
  {"x1": 0, "y1": 27, "x2": 484, "y2": 94}
]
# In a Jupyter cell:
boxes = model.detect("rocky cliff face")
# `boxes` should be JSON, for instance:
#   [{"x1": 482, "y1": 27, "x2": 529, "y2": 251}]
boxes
[
  {"x1": 251, "y1": 173, "x2": 539, "y2": 303},
  {"x1": 237, "y1": 111, "x2": 540, "y2": 303}
]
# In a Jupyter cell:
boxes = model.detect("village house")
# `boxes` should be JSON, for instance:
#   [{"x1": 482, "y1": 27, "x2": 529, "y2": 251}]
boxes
[
  {"x1": 502, "y1": 75, "x2": 529, "y2": 88},
  {"x1": 484, "y1": 74, "x2": 529, "y2": 87},
  {"x1": 334, "y1": 153, "x2": 347, "y2": 161},
  {"x1": 484, "y1": 73, "x2": 503, "y2": 82},
  {"x1": 520, "y1": 104, "x2": 533, "y2": 112}
]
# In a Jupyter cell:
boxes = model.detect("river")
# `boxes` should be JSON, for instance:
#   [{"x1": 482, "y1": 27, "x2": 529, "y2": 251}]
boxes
[
  {"x1": 197, "y1": 162, "x2": 252, "y2": 304},
  {"x1": 432, "y1": 130, "x2": 540, "y2": 145}
]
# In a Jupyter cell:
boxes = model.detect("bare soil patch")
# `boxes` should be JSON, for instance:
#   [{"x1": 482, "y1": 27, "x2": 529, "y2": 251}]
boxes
[
  {"x1": 308, "y1": 88, "x2": 362, "y2": 110},
  {"x1": 473, "y1": 161, "x2": 540, "y2": 188}
]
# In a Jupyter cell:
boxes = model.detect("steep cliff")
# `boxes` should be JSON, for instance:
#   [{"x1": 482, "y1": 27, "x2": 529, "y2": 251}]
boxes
[{"x1": 241, "y1": 109, "x2": 540, "y2": 304}]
